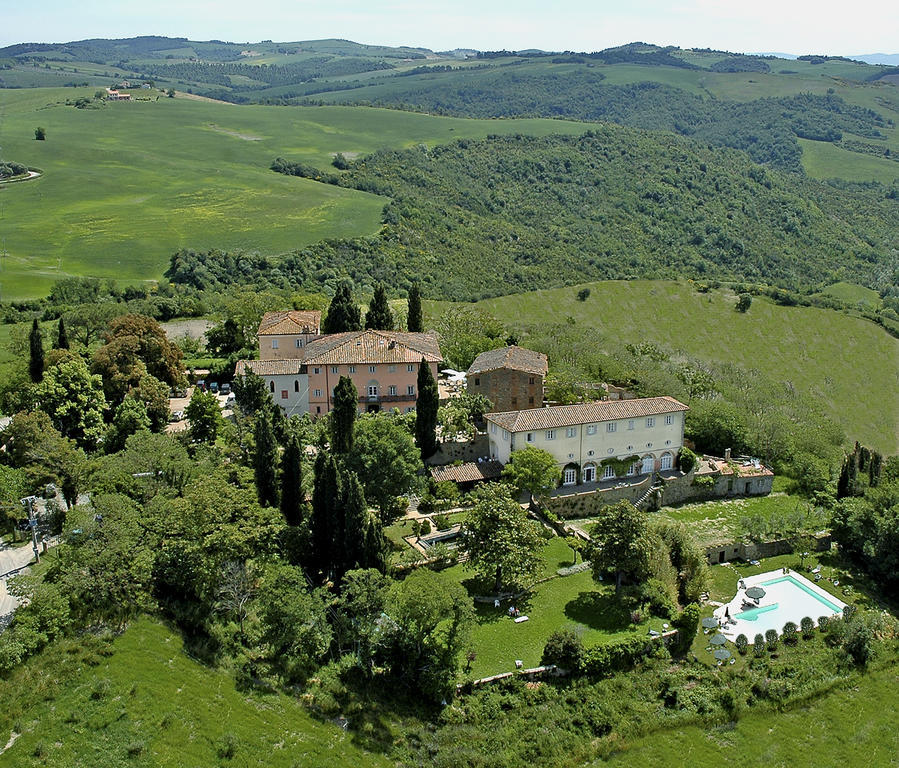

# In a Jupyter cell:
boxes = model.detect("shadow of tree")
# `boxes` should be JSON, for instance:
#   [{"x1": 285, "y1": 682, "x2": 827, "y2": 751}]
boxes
[{"x1": 564, "y1": 591, "x2": 632, "y2": 632}]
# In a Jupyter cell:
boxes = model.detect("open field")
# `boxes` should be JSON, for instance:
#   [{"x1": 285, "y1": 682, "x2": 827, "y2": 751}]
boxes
[
  {"x1": 799, "y1": 137, "x2": 899, "y2": 182},
  {"x1": 0, "y1": 89, "x2": 589, "y2": 299},
  {"x1": 0, "y1": 617, "x2": 388, "y2": 768},
  {"x1": 428, "y1": 280, "x2": 899, "y2": 454}
]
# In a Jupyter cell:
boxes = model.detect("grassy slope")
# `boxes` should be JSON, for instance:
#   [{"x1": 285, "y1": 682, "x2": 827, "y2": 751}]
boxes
[
  {"x1": 605, "y1": 663, "x2": 899, "y2": 767},
  {"x1": 429, "y1": 281, "x2": 899, "y2": 454},
  {"x1": 0, "y1": 617, "x2": 389, "y2": 768},
  {"x1": 0, "y1": 89, "x2": 588, "y2": 299}
]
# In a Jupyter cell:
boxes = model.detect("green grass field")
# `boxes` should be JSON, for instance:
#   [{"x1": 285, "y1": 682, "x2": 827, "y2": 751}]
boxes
[
  {"x1": 0, "y1": 617, "x2": 388, "y2": 768},
  {"x1": 430, "y1": 280, "x2": 899, "y2": 454},
  {"x1": 799, "y1": 138, "x2": 899, "y2": 182},
  {"x1": 0, "y1": 89, "x2": 589, "y2": 299},
  {"x1": 819, "y1": 281, "x2": 883, "y2": 308}
]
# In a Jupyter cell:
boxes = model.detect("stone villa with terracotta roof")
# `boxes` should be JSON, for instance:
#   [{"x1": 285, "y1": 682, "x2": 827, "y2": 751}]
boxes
[
  {"x1": 467, "y1": 345, "x2": 548, "y2": 412},
  {"x1": 237, "y1": 328, "x2": 442, "y2": 416},
  {"x1": 486, "y1": 396, "x2": 689, "y2": 486},
  {"x1": 257, "y1": 310, "x2": 322, "y2": 360}
]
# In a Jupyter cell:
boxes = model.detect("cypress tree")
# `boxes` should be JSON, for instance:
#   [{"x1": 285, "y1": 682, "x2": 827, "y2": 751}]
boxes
[
  {"x1": 363, "y1": 512, "x2": 389, "y2": 574},
  {"x1": 339, "y1": 470, "x2": 368, "y2": 581},
  {"x1": 365, "y1": 283, "x2": 394, "y2": 330},
  {"x1": 56, "y1": 317, "x2": 70, "y2": 350},
  {"x1": 322, "y1": 283, "x2": 362, "y2": 334},
  {"x1": 28, "y1": 319, "x2": 44, "y2": 383},
  {"x1": 253, "y1": 412, "x2": 280, "y2": 508},
  {"x1": 407, "y1": 283, "x2": 423, "y2": 333},
  {"x1": 280, "y1": 432, "x2": 304, "y2": 526},
  {"x1": 310, "y1": 452, "x2": 341, "y2": 581},
  {"x1": 415, "y1": 357, "x2": 439, "y2": 461},
  {"x1": 331, "y1": 376, "x2": 358, "y2": 454}
]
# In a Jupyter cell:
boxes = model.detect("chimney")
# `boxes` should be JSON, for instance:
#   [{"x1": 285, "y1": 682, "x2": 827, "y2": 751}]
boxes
[{"x1": 724, "y1": 448, "x2": 731, "y2": 461}]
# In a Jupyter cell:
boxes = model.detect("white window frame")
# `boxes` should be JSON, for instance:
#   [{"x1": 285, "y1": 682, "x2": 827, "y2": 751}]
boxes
[
  {"x1": 582, "y1": 464, "x2": 595, "y2": 483},
  {"x1": 368, "y1": 385, "x2": 378, "y2": 397},
  {"x1": 660, "y1": 453, "x2": 673, "y2": 471},
  {"x1": 313, "y1": 367, "x2": 321, "y2": 375},
  {"x1": 563, "y1": 468, "x2": 577, "y2": 486},
  {"x1": 331, "y1": 366, "x2": 339, "y2": 374},
  {"x1": 490, "y1": 423, "x2": 497, "y2": 434},
  {"x1": 526, "y1": 432, "x2": 534, "y2": 443},
  {"x1": 627, "y1": 419, "x2": 635, "y2": 430},
  {"x1": 369, "y1": 365, "x2": 376, "y2": 374},
  {"x1": 665, "y1": 414, "x2": 673, "y2": 425},
  {"x1": 407, "y1": 385, "x2": 415, "y2": 396},
  {"x1": 607, "y1": 422, "x2": 616, "y2": 433},
  {"x1": 271, "y1": 338, "x2": 279, "y2": 349},
  {"x1": 388, "y1": 385, "x2": 397, "y2": 396},
  {"x1": 566, "y1": 427, "x2": 576, "y2": 438},
  {"x1": 545, "y1": 430, "x2": 556, "y2": 440},
  {"x1": 602, "y1": 465, "x2": 615, "y2": 480},
  {"x1": 646, "y1": 417, "x2": 655, "y2": 428},
  {"x1": 295, "y1": 339, "x2": 303, "y2": 348},
  {"x1": 586, "y1": 424, "x2": 597, "y2": 435},
  {"x1": 348, "y1": 365, "x2": 355, "y2": 373},
  {"x1": 407, "y1": 364, "x2": 415, "y2": 373},
  {"x1": 313, "y1": 388, "x2": 322, "y2": 397}
]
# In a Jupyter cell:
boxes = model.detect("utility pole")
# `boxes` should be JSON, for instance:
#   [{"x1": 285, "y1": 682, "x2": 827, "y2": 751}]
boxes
[{"x1": 20, "y1": 496, "x2": 39, "y2": 564}]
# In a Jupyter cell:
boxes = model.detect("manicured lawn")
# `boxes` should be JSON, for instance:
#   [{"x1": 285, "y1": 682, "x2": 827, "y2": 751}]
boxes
[
  {"x1": 0, "y1": 617, "x2": 389, "y2": 768},
  {"x1": 446, "y1": 538, "x2": 669, "y2": 679},
  {"x1": 431, "y1": 280, "x2": 899, "y2": 454}
]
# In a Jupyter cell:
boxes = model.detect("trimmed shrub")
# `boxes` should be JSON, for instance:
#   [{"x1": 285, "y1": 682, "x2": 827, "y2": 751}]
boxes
[
  {"x1": 735, "y1": 633, "x2": 748, "y2": 655},
  {"x1": 541, "y1": 629, "x2": 584, "y2": 671},
  {"x1": 580, "y1": 635, "x2": 647, "y2": 677},
  {"x1": 765, "y1": 628, "x2": 779, "y2": 651},
  {"x1": 800, "y1": 616, "x2": 815, "y2": 638},
  {"x1": 817, "y1": 615, "x2": 830, "y2": 632},
  {"x1": 843, "y1": 604, "x2": 857, "y2": 621},
  {"x1": 753, "y1": 633, "x2": 766, "y2": 656},
  {"x1": 419, "y1": 518, "x2": 432, "y2": 536},
  {"x1": 782, "y1": 621, "x2": 798, "y2": 645}
]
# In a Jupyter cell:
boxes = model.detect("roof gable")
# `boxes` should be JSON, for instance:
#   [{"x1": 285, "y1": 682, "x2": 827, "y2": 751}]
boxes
[
  {"x1": 257, "y1": 310, "x2": 322, "y2": 336},
  {"x1": 467, "y1": 345, "x2": 548, "y2": 376},
  {"x1": 487, "y1": 396, "x2": 688, "y2": 432},
  {"x1": 303, "y1": 330, "x2": 443, "y2": 365}
]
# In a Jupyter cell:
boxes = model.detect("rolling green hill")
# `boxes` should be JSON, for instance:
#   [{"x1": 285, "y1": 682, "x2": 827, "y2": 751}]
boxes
[
  {"x1": 0, "y1": 88, "x2": 588, "y2": 299},
  {"x1": 428, "y1": 281, "x2": 899, "y2": 455}
]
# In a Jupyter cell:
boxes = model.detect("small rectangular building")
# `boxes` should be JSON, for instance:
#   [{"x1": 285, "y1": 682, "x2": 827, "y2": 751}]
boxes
[
  {"x1": 257, "y1": 310, "x2": 322, "y2": 360},
  {"x1": 234, "y1": 358, "x2": 310, "y2": 416},
  {"x1": 467, "y1": 345, "x2": 548, "y2": 412},
  {"x1": 486, "y1": 396, "x2": 688, "y2": 486}
]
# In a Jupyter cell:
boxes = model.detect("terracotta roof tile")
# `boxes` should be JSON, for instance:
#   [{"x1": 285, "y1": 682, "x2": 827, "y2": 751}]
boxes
[
  {"x1": 303, "y1": 330, "x2": 442, "y2": 365},
  {"x1": 430, "y1": 460, "x2": 504, "y2": 484},
  {"x1": 486, "y1": 396, "x2": 688, "y2": 432},
  {"x1": 257, "y1": 310, "x2": 321, "y2": 336},
  {"x1": 467, "y1": 346, "x2": 548, "y2": 377},
  {"x1": 235, "y1": 359, "x2": 304, "y2": 376}
]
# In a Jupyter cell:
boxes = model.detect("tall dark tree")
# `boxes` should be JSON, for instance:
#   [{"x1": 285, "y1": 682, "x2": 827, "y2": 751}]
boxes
[
  {"x1": 253, "y1": 412, "x2": 280, "y2": 508},
  {"x1": 331, "y1": 376, "x2": 357, "y2": 454},
  {"x1": 415, "y1": 358, "x2": 439, "y2": 461},
  {"x1": 363, "y1": 511, "x2": 389, "y2": 574},
  {"x1": 407, "y1": 283, "x2": 423, "y2": 333},
  {"x1": 322, "y1": 283, "x2": 362, "y2": 334},
  {"x1": 309, "y1": 452, "x2": 341, "y2": 581},
  {"x1": 339, "y1": 470, "x2": 368, "y2": 581},
  {"x1": 29, "y1": 319, "x2": 44, "y2": 383},
  {"x1": 280, "y1": 431, "x2": 304, "y2": 526},
  {"x1": 365, "y1": 284, "x2": 393, "y2": 330},
  {"x1": 55, "y1": 317, "x2": 70, "y2": 351}
]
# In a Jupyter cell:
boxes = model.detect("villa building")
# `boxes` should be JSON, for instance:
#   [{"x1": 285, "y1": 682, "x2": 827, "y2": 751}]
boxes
[
  {"x1": 486, "y1": 396, "x2": 689, "y2": 485},
  {"x1": 237, "y1": 329, "x2": 442, "y2": 416},
  {"x1": 467, "y1": 345, "x2": 548, "y2": 412},
  {"x1": 257, "y1": 310, "x2": 322, "y2": 360}
]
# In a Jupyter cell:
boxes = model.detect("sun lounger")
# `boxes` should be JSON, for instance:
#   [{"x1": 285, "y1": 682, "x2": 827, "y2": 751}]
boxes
[{"x1": 514, "y1": 615, "x2": 529, "y2": 623}]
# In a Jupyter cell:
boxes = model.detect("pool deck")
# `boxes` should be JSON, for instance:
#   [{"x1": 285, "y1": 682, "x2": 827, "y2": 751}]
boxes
[{"x1": 712, "y1": 569, "x2": 847, "y2": 641}]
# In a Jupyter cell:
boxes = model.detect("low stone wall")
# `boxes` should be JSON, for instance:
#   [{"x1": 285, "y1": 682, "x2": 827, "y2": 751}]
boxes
[
  {"x1": 704, "y1": 533, "x2": 832, "y2": 565},
  {"x1": 544, "y1": 476, "x2": 654, "y2": 519},
  {"x1": 427, "y1": 435, "x2": 490, "y2": 466}
]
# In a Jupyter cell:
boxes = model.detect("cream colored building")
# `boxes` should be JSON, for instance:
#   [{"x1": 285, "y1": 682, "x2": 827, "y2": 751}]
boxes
[
  {"x1": 234, "y1": 359, "x2": 310, "y2": 416},
  {"x1": 486, "y1": 396, "x2": 689, "y2": 486}
]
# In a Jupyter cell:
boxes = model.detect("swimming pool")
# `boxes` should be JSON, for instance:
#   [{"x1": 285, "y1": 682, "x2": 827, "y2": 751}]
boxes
[{"x1": 717, "y1": 571, "x2": 847, "y2": 640}]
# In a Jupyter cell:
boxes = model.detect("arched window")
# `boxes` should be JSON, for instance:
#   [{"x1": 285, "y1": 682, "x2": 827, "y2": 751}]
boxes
[
  {"x1": 602, "y1": 464, "x2": 615, "y2": 480},
  {"x1": 294, "y1": 380, "x2": 299, "y2": 393},
  {"x1": 269, "y1": 381, "x2": 275, "y2": 393},
  {"x1": 660, "y1": 453, "x2": 673, "y2": 471},
  {"x1": 641, "y1": 455, "x2": 655, "y2": 474},
  {"x1": 582, "y1": 463, "x2": 596, "y2": 483},
  {"x1": 563, "y1": 466, "x2": 577, "y2": 486}
]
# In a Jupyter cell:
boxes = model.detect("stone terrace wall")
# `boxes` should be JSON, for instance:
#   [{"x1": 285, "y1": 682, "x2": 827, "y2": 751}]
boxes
[{"x1": 545, "y1": 476, "x2": 654, "y2": 519}]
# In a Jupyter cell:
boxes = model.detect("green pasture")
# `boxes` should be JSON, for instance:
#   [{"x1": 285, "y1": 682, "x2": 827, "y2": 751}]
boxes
[
  {"x1": 433, "y1": 281, "x2": 899, "y2": 454},
  {"x1": 819, "y1": 281, "x2": 883, "y2": 308},
  {"x1": 0, "y1": 617, "x2": 389, "y2": 768},
  {"x1": 0, "y1": 89, "x2": 588, "y2": 299},
  {"x1": 799, "y1": 137, "x2": 899, "y2": 182}
]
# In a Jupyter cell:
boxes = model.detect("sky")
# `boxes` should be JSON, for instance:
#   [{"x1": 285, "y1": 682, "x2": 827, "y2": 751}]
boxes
[{"x1": 2, "y1": 0, "x2": 897, "y2": 56}]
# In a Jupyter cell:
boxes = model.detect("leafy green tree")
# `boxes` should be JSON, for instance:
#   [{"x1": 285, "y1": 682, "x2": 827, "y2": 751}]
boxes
[
  {"x1": 684, "y1": 400, "x2": 748, "y2": 457},
  {"x1": 364, "y1": 283, "x2": 393, "y2": 330},
  {"x1": 129, "y1": 373, "x2": 170, "y2": 432},
  {"x1": 256, "y1": 563, "x2": 332, "y2": 682},
  {"x1": 415, "y1": 359, "x2": 438, "y2": 461},
  {"x1": 253, "y1": 411, "x2": 280, "y2": 508},
  {"x1": 233, "y1": 370, "x2": 269, "y2": 416},
  {"x1": 348, "y1": 414, "x2": 421, "y2": 520},
  {"x1": 29, "y1": 319, "x2": 44, "y2": 383},
  {"x1": 206, "y1": 318, "x2": 247, "y2": 357},
  {"x1": 35, "y1": 356, "x2": 107, "y2": 449},
  {"x1": 501, "y1": 446, "x2": 561, "y2": 500},
  {"x1": 434, "y1": 306, "x2": 506, "y2": 370},
  {"x1": 460, "y1": 483, "x2": 544, "y2": 593},
  {"x1": 105, "y1": 396, "x2": 151, "y2": 453},
  {"x1": 55, "y1": 317, "x2": 70, "y2": 351},
  {"x1": 407, "y1": 283, "x2": 423, "y2": 333},
  {"x1": 63, "y1": 303, "x2": 119, "y2": 347},
  {"x1": 335, "y1": 568, "x2": 390, "y2": 671},
  {"x1": 586, "y1": 500, "x2": 652, "y2": 594},
  {"x1": 34, "y1": 127, "x2": 46, "y2": 140},
  {"x1": 322, "y1": 282, "x2": 361, "y2": 334},
  {"x1": 736, "y1": 293, "x2": 752, "y2": 312},
  {"x1": 382, "y1": 569, "x2": 473, "y2": 699},
  {"x1": 541, "y1": 628, "x2": 584, "y2": 670},
  {"x1": 185, "y1": 387, "x2": 222, "y2": 444},
  {"x1": 279, "y1": 431, "x2": 304, "y2": 526},
  {"x1": 330, "y1": 376, "x2": 357, "y2": 454}
]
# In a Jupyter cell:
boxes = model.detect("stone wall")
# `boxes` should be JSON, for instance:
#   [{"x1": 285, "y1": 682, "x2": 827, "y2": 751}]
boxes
[
  {"x1": 544, "y1": 476, "x2": 654, "y2": 519},
  {"x1": 427, "y1": 434, "x2": 490, "y2": 466},
  {"x1": 469, "y1": 368, "x2": 542, "y2": 412},
  {"x1": 704, "y1": 533, "x2": 832, "y2": 565}
]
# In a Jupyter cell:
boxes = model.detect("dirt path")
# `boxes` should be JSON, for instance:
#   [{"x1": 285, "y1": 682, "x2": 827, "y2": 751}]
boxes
[{"x1": 0, "y1": 170, "x2": 41, "y2": 185}]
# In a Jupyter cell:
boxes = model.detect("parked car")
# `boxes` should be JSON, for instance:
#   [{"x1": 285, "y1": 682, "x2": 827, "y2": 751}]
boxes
[
  {"x1": 209, "y1": 382, "x2": 219, "y2": 394},
  {"x1": 196, "y1": 379, "x2": 206, "y2": 391},
  {"x1": 220, "y1": 382, "x2": 231, "y2": 395},
  {"x1": 225, "y1": 394, "x2": 236, "y2": 407},
  {"x1": 170, "y1": 386, "x2": 187, "y2": 398},
  {"x1": 169, "y1": 410, "x2": 184, "y2": 422}
]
